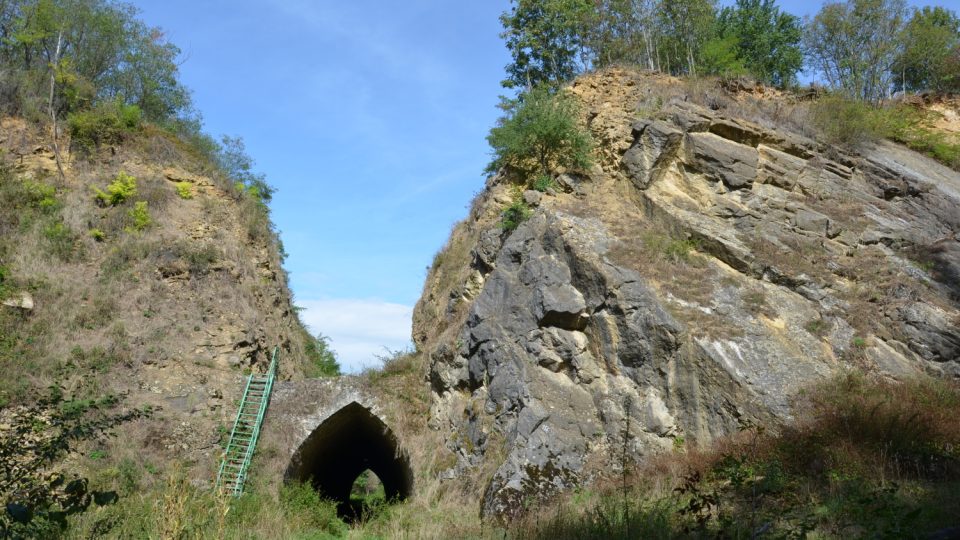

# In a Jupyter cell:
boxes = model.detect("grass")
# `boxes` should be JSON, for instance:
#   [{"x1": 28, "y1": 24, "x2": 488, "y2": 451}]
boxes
[
  {"x1": 507, "y1": 372, "x2": 960, "y2": 539},
  {"x1": 48, "y1": 370, "x2": 959, "y2": 539},
  {"x1": 809, "y1": 94, "x2": 960, "y2": 169},
  {"x1": 639, "y1": 231, "x2": 702, "y2": 264}
]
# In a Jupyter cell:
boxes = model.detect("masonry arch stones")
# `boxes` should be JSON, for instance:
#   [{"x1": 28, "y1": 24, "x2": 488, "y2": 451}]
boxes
[{"x1": 261, "y1": 377, "x2": 413, "y2": 506}]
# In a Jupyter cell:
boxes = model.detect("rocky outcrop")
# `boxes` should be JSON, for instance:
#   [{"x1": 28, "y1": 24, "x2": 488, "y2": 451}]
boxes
[{"x1": 413, "y1": 69, "x2": 960, "y2": 519}]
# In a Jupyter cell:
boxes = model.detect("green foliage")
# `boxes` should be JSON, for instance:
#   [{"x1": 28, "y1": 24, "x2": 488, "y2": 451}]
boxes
[
  {"x1": 809, "y1": 94, "x2": 886, "y2": 146},
  {"x1": 810, "y1": 95, "x2": 960, "y2": 168},
  {"x1": 22, "y1": 181, "x2": 60, "y2": 213},
  {"x1": 715, "y1": 0, "x2": 803, "y2": 87},
  {"x1": 642, "y1": 231, "x2": 701, "y2": 263},
  {"x1": 513, "y1": 372, "x2": 960, "y2": 539},
  {"x1": 174, "y1": 182, "x2": 193, "y2": 199},
  {"x1": 876, "y1": 104, "x2": 960, "y2": 169},
  {"x1": 42, "y1": 220, "x2": 81, "y2": 262},
  {"x1": 93, "y1": 171, "x2": 137, "y2": 206},
  {"x1": 67, "y1": 100, "x2": 142, "y2": 154},
  {"x1": 500, "y1": 199, "x2": 533, "y2": 232},
  {"x1": 0, "y1": 388, "x2": 148, "y2": 537},
  {"x1": 88, "y1": 228, "x2": 105, "y2": 242},
  {"x1": 0, "y1": 267, "x2": 10, "y2": 306},
  {"x1": 279, "y1": 482, "x2": 347, "y2": 537},
  {"x1": 804, "y1": 0, "x2": 908, "y2": 102},
  {"x1": 659, "y1": 0, "x2": 718, "y2": 76},
  {"x1": 486, "y1": 85, "x2": 592, "y2": 179},
  {"x1": 804, "y1": 318, "x2": 828, "y2": 336},
  {"x1": 218, "y1": 136, "x2": 273, "y2": 204},
  {"x1": 531, "y1": 174, "x2": 556, "y2": 192},
  {"x1": 698, "y1": 36, "x2": 747, "y2": 78},
  {"x1": 892, "y1": 6, "x2": 960, "y2": 93},
  {"x1": 0, "y1": 0, "x2": 193, "y2": 123},
  {"x1": 499, "y1": 0, "x2": 593, "y2": 90},
  {"x1": 303, "y1": 333, "x2": 341, "y2": 377},
  {"x1": 125, "y1": 201, "x2": 151, "y2": 233}
]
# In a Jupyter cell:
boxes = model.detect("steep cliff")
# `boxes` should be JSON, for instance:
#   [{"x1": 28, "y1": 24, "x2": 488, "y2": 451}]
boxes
[
  {"x1": 0, "y1": 118, "x2": 318, "y2": 479},
  {"x1": 413, "y1": 69, "x2": 960, "y2": 517}
]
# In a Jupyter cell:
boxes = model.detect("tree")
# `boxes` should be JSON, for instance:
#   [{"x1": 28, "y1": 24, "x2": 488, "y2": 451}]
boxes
[
  {"x1": 659, "y1": 0, "x2": 717, "y2": 76},
  {"x1": 804, "y1": 0, "x2": 908, "y2": 103},
  {"x1": 892, "y1": 6, "x2": 960, "y2": 93},
  {"x1": 699, "y1": 35, "x2": 747, "y2": 77},
  {"x1": 304, "y1": 333, "x2": 340, "y2": 377},
  {"x1": 0, "y1": 0, "x2": 193, "y2": 124},
  {"x1": 499, "y1": 0, "x2": 593, "y2": 90},
  {"x1": 716, "y1": 0, "x2": 802, "y2": 87},
  {"x1": 217, "y1": 135, "x2": 273, "y2": 204},
  {"x1": 486, "y1": 85, "x2": 592, "y2": 179},
  {"x1": 0, "y1": 388, "x2": 148, "y2": 536},
  {"x1": 586, "y1": 0, "x2": 665, "y2": 72}
]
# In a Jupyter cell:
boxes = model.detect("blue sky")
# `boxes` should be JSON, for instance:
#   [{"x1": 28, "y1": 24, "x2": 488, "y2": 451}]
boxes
[
  {"x1": 132, "y1": 0, "x2": 512, "y2": 371},
  {"x1": 131, "y1": 0, "x2": 944, "y2": 371}
]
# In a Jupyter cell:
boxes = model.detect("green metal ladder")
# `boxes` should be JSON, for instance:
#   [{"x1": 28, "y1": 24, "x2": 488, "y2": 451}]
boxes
[{"x1": 216, "y1": 346, "x2": 279, "y2": 496}]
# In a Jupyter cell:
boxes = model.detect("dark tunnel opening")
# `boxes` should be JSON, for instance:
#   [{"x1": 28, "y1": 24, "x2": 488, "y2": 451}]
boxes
[{"x1": 284, "y1": 402, "x2": 413, "y2": 520}]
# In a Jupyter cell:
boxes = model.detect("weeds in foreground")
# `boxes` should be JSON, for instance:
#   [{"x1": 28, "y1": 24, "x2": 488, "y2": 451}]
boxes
[
  {"x1": 510, "y1": 372, "x2": 960, "y2": 539},
  {"x1": 810, "y1": 94, "x2": 960, "y2": 169},
  {"x1": 43, "y1": 372, "x2": 960, "y2": 539}
]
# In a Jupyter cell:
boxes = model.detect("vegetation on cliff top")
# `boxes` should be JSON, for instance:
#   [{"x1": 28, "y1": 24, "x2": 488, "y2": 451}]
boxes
[{"x1": 0, "y1": 0, "x2": 341, "y2": 536}]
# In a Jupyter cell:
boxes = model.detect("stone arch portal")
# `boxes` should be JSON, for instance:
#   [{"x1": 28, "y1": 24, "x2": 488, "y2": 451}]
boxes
[{"x1": 283, "y1": 401, "x2": 413, "y2": 510}]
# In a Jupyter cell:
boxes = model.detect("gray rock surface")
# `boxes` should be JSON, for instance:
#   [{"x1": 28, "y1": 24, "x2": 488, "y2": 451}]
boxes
[{"x1": 413, "y1": 74, "x2": 960, "y2": 519}]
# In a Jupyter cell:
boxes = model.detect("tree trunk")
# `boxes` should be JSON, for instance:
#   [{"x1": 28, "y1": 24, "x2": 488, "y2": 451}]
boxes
[{"x1": 48, "y1": 29, "x2": 65, "y2": 181}]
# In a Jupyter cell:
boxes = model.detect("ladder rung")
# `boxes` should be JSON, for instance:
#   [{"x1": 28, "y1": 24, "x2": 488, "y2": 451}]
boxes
[{"x1": 217, "y1": 346, "x2": 279, "y2": 496}]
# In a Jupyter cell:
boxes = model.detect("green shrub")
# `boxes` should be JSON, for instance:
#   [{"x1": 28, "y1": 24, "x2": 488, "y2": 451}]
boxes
[
  {"x1": 809, "y1": 94, "x2": 885, "y2": 146},
  {"x1": 642, "y1": 231, "x2": 701, "y2": 263},
  {"x1": 810, "y1": 96, "x2": 960, "y2": 168},
  {"x1": 94, "y1": 172, "x2": 137, "y2": 206},
  {"x1": 22, "y1": 181, "x2": 59, "y2": 212},
  {"x1": 67, "y1": 100, "x2": 142, "y2": 154},
  {"x1": 280, "y1": 482, "x2": 347, "y2": 536},
  {"x1": 878, "y1": 105, "x2": 960, "y2": 170},
  {"x1": 174, "y1": 182, "x2": 193, "y2": 199},
  {"x1": 42, "y1": 221, "x2": 81, "y2": 261},
  {"x1": 125, "y1": 202, "x2": 151, "y2": 233},
  {"x1": 0, "y1": 265, "x2": 8, "y2": 299},
  {"x1": 500, "y1": 200, "x2": 532, "y2": 231},
  {"x1": 531, "y1": 174, "x2": 556, "y2": 192},
  {"x1": 304, "y1": 333, "x2": 341, "y2": 377},
  {"x1": 486, "y1": 85, "x2": 593, "y2": 179},
  {"x1": 183, "y1": 243, "x2": 218, "y2": 274},
  {"x1": 100, "y1": 239, "x2": 151, "y2": 279},
  {"x1": 805, "y1": 318, "x2": 829, "y2": 336},
  {"x1": 89, "y1": 228, "x2": 105, "y2": 242}
]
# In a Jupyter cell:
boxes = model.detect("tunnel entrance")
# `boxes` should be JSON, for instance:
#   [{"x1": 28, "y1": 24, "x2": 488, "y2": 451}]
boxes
[{"x1": 284, "y1": 402, "x2": 413, "y2": 520}]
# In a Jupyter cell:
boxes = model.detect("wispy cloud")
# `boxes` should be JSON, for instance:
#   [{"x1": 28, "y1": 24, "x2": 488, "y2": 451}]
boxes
[{"x1": 297, "y1": 298, "x2": 413, "y2": 373}]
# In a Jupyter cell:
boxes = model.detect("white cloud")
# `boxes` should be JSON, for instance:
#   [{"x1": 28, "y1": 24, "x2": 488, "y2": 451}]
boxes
[{"x1": 297, "y1": 298, "x2": 414, "y2": 373}]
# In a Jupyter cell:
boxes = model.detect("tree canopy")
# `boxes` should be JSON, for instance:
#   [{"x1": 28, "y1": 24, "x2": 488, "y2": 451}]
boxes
[
  {"x1": 486, "y1": 85, "x2": 592, "y2": 179},
  {"x1": 0, "y1": 0, "x2": 193, "y2": 123},
  {"x1": 892, "y1": 6, "x2": 960, "y2": 92},
  {"x1": 496, "y1": 0, "x2": 959, "y2": 100},
  {"x1": 716, "y1": 0, "x2": 803, "y2": 87}
]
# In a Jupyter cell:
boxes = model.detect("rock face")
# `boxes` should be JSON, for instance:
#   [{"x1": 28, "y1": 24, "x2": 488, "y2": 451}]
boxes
[
  {"x1": 0, "y1": 117, "x2": 316, "y2": 479},
  {"x1": 413, "y1": 69, "x2": 960, "y2": 519}
]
